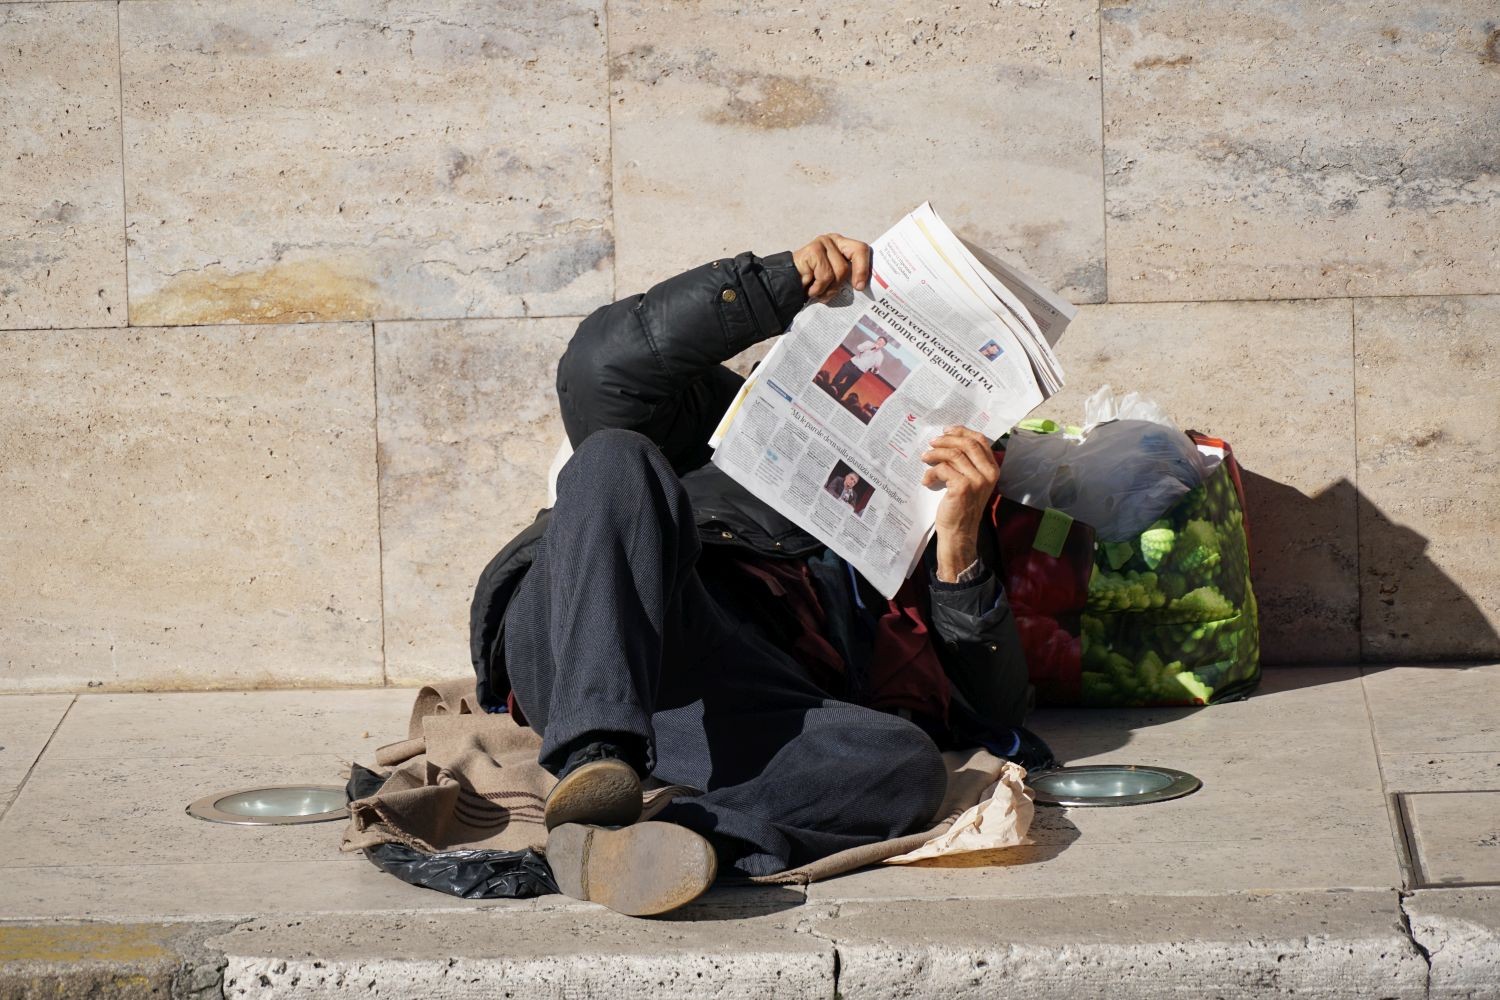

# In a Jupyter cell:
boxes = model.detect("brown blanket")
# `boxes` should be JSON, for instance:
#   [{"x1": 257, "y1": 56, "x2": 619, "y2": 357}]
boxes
[{"x1": 342, "y1": 679, "x2": 1007, "y2": 884}]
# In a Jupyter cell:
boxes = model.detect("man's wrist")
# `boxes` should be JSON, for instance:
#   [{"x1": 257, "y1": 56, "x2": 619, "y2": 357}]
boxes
[{"x1": 935, "y1": 534, "x2": 980, "y2": 583}]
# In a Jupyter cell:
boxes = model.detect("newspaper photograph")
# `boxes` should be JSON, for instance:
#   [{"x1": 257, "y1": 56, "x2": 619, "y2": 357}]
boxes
[{"x1": 710, "y1": 203, "x2": 1077, "y2": 598}]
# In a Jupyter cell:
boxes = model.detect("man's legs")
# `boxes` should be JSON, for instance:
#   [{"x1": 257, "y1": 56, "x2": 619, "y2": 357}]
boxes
[
  {"x1": 830, "y1": 359, "x2": 862, "y2": 398},
  {"x1": 503, "y1": 429, "x2": 946, "y2": 883},
  {"x1": 503, "y1": 428, "x2": 711, "y2": 776},
  {"x1": 650, "y1": 627, "x2": 948, "y2": 877}
]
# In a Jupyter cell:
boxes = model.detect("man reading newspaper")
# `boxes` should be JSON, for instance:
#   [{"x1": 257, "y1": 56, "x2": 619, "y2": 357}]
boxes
[{"x1": 470, "y1": 231, "x2": 1053, "y2": 917}]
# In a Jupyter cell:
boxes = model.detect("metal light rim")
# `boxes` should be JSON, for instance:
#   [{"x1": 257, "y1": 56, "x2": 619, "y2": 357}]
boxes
[
  {"x1": 1030, "y1": 764, "x2": 1202, "y2": 807},
  {"x1": 186, "y1": 784, "x2": 349, "y2": 826}
]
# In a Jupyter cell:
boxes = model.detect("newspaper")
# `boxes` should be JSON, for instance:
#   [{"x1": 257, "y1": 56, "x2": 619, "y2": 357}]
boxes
[{"x1": 708, "y1": 203, "x2": 1076, "y2": 598}]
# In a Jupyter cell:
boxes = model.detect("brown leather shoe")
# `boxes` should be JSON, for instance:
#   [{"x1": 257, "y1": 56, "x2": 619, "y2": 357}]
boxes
[
  {"x1": 543, "y1": 758, "x2": 643, "y2": 831},
  {"x1": 545, "y1": 821, "x2": 718, "y2": 916}
]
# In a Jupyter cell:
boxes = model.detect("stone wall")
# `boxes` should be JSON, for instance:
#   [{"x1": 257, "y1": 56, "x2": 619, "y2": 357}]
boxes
[{"x1": 2, "y1": 1, "x2": 1496, "y2": 692}]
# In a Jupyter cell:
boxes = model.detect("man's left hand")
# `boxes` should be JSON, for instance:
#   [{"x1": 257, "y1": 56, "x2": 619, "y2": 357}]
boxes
[{"x1": 921, "y1": 426, "x2": 999, "y2": 583}]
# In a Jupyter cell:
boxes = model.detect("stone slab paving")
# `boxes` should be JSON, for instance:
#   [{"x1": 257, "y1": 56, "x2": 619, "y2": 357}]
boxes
[
  {"x1": 0, "y1": 695, "x2": 73, "y2": 817},
  {"x1": 1363, "y1": 664, "x2": 1500, "y2": 756},
  {"x1": 0, "y1": 2, "x2": 127, "y2": 330},
  {"x1": 1382, "y1": 754, "x2": 1500, "y2": 794},
  {"x1": 373, "y1": 318, "x2": 576, "y2": 684},
  {"x1": 38, "y1": 690, "x2": 414, "y2": 763},
  {"x1": 0, "y1": 861, "x2": 498, "y2": 925},
  {"x1": 808, "y1": 668, "x2": 1401, "y2": 903},
  {"x1": 2, "y1": 753, "x2": 360, "y2": 870},
  {"x1": 1402, "y1": 792, "x2": 1500, "y2": 887},
  {"x1": 0, "y1": 325, "x2": 384, "y2": 692},
  {"x1": 2, "y1": 671, "x2": 1497, "y2": 996},
  {"x1": 0, "y1": 688, "x2": 465, "y2": 923}
]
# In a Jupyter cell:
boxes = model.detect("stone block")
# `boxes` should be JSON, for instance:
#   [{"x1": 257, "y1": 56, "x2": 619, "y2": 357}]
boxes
[
  {"x1": 119, "y1": 0, "x2": 611, "y2": 325},
  {"x1": 0, "y1": 921, "x2": 234, "y2": 1000},
  {"x1": 1103, "y1": 1, "x2": 1500, "y2": 301},
  {"x1": 209, "y1": 908, "x2": 832, "y2": 999},
  {"x1": 0, "y1": 324, "x2": 382, "y2": 691},
  {"x1": 374, "y1": 317, "x2": 574, "y2": 683},
  {"x1": 1036, "y1": 299, "x2": 1358, "y2": 663},
  {"x1": 1354, "y1": 295, "x2": 1500, "y2": 659},
  {"x1": 820, "y1": 893, "x2": 1426, "y2": 999},
  {"x1": 1362, "y1": 664, "x2": 1500, "y2": 755},
  {"x1": 0, "y1": 860, "x2": 494, "y2": 922},
  {"x1": 609, "y1": 0, "x2": 1105, "y2": 304},
  {"x1": 0, "y1": 752, "x2": 351, "y2": 869},
  {"x1": 1405, "y1": 888, "x2": 1500, "y2": 1000},
  {"x1": 1379, "y1": 752, "x2": 1500, "y2": 793},
  {"x1": 42, "y1": 689, "x2": 415, "y2": 763},
  {"x1": 1022, "y1": 729, "x2": 1388, "y2": 849},
  {"x1": 0, "y1": 2, "x2": 127, "y2": 329},
  {"x1": 1401, "y1": 790, "x2": 1500, "y2": 887}
]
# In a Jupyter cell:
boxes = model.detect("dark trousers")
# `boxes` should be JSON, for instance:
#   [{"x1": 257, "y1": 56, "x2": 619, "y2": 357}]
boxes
[
  {"x1": 503, "y1": 429, "x2": 947, "y2": 878},
  {"x1": 829, "y1": 359, "x2": 863, "y2": 398}
]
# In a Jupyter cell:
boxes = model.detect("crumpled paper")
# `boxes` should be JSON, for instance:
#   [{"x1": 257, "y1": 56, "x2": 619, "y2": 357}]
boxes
[{"x1": 883, "y1": 760, "x2": 1034, "y2": 864}]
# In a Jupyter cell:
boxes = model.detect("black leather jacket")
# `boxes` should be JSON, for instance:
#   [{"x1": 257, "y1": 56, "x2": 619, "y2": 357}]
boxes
[{"x1": 470, "y1": 250, "x2": 1032, "y2": 732}]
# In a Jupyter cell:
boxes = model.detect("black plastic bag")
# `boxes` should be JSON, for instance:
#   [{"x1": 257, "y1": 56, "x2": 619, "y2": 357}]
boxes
[{"x1": 345, "y1": 764, "x2": 558, "y2": 899}]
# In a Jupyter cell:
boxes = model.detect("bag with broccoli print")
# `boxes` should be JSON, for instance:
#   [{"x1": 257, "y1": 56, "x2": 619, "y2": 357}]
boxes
[{"x1": 991, "y1": 430, "x2": 1260, "y2": 708}]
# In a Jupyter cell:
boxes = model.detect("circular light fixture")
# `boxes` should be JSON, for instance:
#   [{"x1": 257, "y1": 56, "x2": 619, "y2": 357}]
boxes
[
  {"x1": 186, "y1": 785, "x2": 348, "y2": 826},
  {"x1": 1031, "y1": 765, "x2": 1200, "y2": 807}
]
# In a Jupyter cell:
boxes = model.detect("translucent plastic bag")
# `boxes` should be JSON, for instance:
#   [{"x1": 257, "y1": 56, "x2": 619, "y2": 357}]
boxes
[{"x1": 997, "y1": 386, "x2": 1213, "y2": 541}]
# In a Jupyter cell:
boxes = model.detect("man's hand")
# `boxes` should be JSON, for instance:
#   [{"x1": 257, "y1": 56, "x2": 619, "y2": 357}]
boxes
[
  {"x1": 794, "y1": 234, "x2": 871, "y2": 299},
  {"x1": 921, "y1": 426, "x2": 1000, "y2": 583}
]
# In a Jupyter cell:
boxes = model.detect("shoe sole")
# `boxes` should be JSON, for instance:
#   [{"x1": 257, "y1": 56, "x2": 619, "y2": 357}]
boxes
[
  {"x1": 546, "y1": 822, "x2": 717, "y2": 917},
  {"x1": 543, "y1": 758, "x2": 643, "y2": 831}
]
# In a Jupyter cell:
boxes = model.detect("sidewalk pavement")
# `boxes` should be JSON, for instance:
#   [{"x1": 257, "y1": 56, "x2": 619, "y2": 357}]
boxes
[{"x1": 0, "y1": 665, "x2": 1496, "y2": 998}]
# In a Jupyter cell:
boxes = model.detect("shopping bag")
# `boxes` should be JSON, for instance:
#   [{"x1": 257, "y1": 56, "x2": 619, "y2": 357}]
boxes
[{"x1": 992, "y1": 431, "x2": 1260, "y2": 707}]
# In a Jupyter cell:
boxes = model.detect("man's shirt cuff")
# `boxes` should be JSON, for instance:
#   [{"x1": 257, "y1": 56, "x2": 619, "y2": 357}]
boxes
[{"x1": 928, "y1": 559, "x2": 1001, "y2": 620}]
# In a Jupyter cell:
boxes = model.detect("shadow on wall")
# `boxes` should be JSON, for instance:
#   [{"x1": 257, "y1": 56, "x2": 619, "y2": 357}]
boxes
[
  {"x1": 1238, "y1": 468, "x2": 1499, "y2": 664},
  {"x1": 1026, "y1": 467, "x2": 1497, "y2": 768}
]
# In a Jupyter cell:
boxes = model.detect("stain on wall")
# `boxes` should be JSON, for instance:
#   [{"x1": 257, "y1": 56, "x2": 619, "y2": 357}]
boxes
[{"x1": 131, "y1": 259, "x2": 383, "y2": 325}]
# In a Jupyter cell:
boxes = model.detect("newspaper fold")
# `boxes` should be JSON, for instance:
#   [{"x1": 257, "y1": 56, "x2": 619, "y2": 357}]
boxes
[{"x1": 710, "y1": 204, "x2": 1075, "y2": 597}]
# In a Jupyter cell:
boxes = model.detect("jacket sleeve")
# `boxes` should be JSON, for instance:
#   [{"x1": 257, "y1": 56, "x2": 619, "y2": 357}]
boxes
[
  {"x1": 557, "y1": 250, "x2": 806, "y2": 472},
  {"x1": 924, "y1": 538, "x2": 1033, "y2": 727}
]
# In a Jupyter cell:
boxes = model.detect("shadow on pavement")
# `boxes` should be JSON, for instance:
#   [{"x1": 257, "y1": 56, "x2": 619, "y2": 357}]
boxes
[{"x1": 658, "y1": 884, "x2": 806, "y2": 922}]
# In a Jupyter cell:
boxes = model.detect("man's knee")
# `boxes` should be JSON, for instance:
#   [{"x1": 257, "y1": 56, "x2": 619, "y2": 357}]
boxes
[{"x1": 560, "y1": 429, "x2": 671, "y2": 498}]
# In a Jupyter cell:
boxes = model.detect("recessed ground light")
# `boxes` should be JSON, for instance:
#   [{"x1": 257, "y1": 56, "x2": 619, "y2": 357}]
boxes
[
  {"x1": 1031, "y1": 765, "x2": 1200, "y2": 807},
  {"x1": 186, "y1": 785, "x2": 347, "y2": 826}
]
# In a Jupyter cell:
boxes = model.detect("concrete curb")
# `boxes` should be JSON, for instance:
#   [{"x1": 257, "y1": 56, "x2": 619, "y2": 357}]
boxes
[
  {"x1": 1404, "y1": 888, "x2": 1500, "y2": 1000},
  {"x1": 209, "y1": 903, "x2": 831, "y2": 999},
  {"x1": 821, "y1": 893, "x2": 1427, "y2": 1000},
  {"x1": 0, "y1": 920, "x2": 231, "y2": 999},
  {"x1": 4, "y1": 889, "x2": 1490, "y2": 999}
]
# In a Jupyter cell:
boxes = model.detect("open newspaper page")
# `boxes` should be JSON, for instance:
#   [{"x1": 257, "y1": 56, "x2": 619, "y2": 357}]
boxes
[{"x1": 709, "y1": 204, "x2": 1075, "y2": 598}]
